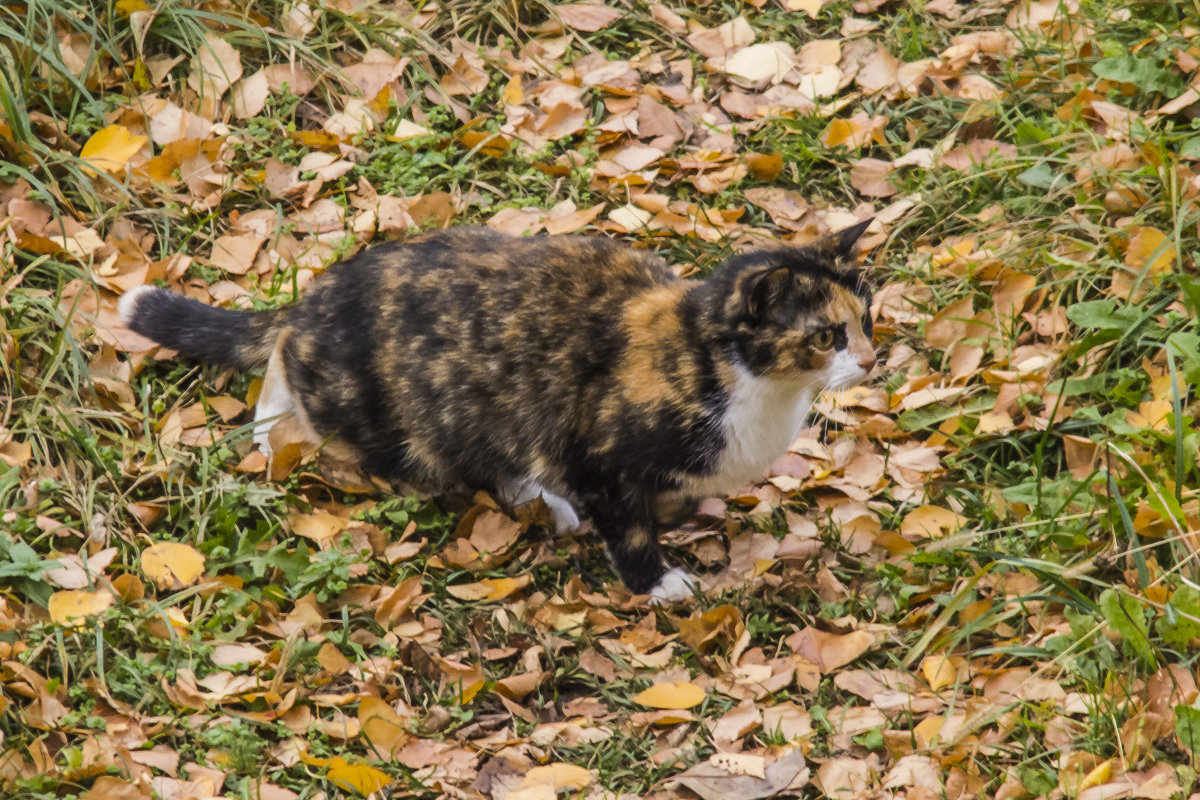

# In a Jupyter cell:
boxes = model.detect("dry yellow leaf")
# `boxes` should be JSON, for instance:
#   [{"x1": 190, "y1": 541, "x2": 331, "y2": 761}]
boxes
[
  {"x1": 358, "y1": 696, "x2": 411, "y2": 758},
  {"x1": 502, "y1": 74, "x2": 524, "y2": 105},
  {"x1": 921, "y1": 654, "x2": 960, "y2": 690},
  {"x1": 141, "y1": 542, "x2": 206, "y2": 590},
  {"x1": 48, "y1": 589, "x2": 115, "y2": 626},
  {"x1": 325, "y1": 757, "x2": 390, "y2": 795},
  {"x1": 745, "y1": 151, "x2": 783, "y2": 181},
  {"x1": 899, "y1": 505, "x2": 966, "y2": 540},
  {"x1": 822, "y1": 118, "x2": 862, "y2": 148},
  {"x1": 288, "y1": 510, "x2": 347, "y2": 544},
  {"x1": 632, "y1": 680, "x2": 706, "y2": 709},
  {"x1": 459, "y1": 677, "x2": 486, "y2": 704},
  {"x1": 1125, "y1": 399, "x2": 1172, "y2": 432},
  {"x1": 521, "y1": 763, "x2": 592, "y2": 791},
  {"x1": 482, "y1": 575, "x2": 532, "y2": 600},
  {"x1": 786, "y1": 0, "x2": 827, "y2": 17},
  {"x1": 81, "y1": 125, "x2": 148, "y2": 175},
  {"x1": 115, "y1": 0, "x2": 148, "y2": 15},
  {"x1": 1077, "y1": 759, "x2": 1114, "y2": 792},
  {"x1": 913, "y1": 714, "x2": 948, "y2": 746},
  {"x1": 1124, "y1": 226, "x2": 1174, "y2": 275},
  {"x1": 445, "y1": 581, "x2": 493, "y2": 601}
]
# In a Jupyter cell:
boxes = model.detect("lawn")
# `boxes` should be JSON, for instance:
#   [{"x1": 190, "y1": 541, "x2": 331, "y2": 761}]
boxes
[{"x1": 2, "y1": 0, "x2": 1200, "y2": 798}]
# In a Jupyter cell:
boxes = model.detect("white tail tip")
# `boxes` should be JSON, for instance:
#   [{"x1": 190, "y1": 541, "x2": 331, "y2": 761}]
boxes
[{"x1": 118, "y1": 285, "x2": 157, "y2": 327}]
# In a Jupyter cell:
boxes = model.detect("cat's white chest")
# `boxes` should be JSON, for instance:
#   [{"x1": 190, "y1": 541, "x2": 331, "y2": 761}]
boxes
[{"x1": 684, "y1": 367, "x2": 813, "y2": 496}]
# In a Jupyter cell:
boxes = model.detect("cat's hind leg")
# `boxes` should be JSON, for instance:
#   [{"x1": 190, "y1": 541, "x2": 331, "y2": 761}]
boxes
[
  {"x1": 499, "y1": 477, "x2": 581, "y2": 532},
  {"x1": 253, "y1": 334, "x2": 319, "y2": 457}
]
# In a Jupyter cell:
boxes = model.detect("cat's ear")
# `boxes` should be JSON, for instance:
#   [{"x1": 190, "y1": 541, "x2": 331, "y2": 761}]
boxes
[
  {"x1": 832, "y1": 218, "x2": 873, "y2": 260},
  {"x1": 735, "y1": 265, "x2": 792, "y2": 319}
]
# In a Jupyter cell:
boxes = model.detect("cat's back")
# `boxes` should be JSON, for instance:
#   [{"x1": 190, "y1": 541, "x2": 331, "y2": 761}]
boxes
[{"x1": 365, "y1": 226, "x2": 673, "y2": 302}]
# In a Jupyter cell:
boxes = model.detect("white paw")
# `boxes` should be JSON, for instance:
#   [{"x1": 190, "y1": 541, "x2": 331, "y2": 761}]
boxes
[
  {"x1": 649, "y1": 567, "x2": 699, "y2": 603},
  {"x1": 542, "y1": 493, "x2": 581, "y2": 531}
]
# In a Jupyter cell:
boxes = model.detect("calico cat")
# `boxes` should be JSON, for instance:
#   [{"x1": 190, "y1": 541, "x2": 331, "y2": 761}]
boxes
[{"x1": 120, "y1": 221, "x2": 877, "y2": 600}]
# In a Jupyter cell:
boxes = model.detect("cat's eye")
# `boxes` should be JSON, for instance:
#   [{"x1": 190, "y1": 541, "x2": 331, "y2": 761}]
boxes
[{"x1": 811, "y1": 329, "x2": 835, "y2": 349}]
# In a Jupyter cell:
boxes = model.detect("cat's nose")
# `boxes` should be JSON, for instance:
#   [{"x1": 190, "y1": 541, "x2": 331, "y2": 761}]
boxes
[{"x1": 858, "y1": 354, "x2": 876, "y2": 372}]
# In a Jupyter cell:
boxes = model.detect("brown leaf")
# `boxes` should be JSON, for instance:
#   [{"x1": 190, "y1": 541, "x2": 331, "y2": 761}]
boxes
[
  {"x1": 787, "y1": 628, "x2": 875, "y2": 673},
  {"x1": 288, "y1": 509, "x2": 348, "y2": 546},
  {"x1": 187, "y1": 33, "x2": 243, "y2": 99},
  {"x1": 231, "y1": 70, "x2": 270, "y2": 119},
  {"x1": 1124, "y1": 226, "x2": 1174, "y2": 275},
  {"x1": 209, "y1": 234, "x2": 265, "y2": 275},
  {"x1": 817, "y1": 756, "x2": 877, "y2": 800},
  {"x1": 762, "y1": 702, "x2": 813, "y2": 743},
  {"x1": 557, "y1": 4, "x2": 622, "y2": 31},
  {"x1": 358, "y1": 696, "x2": 412, "y2": 758},
  {"x1": 81, "y1": 777, "x2": 152, "y2": 800},
  {"x1": 900, "y1": 505, "x2": 966, "y2": 539},
  {"x1": 468, "y1": 509, "x2": 522, "y2": 555},
  {"x1": 925, "y1": 296, "x2": 974, "y2": 349},
  {"x1": 674, "y1": 749, "x2": 808, "y2": 800},
  {"x1": 678, "y1": 604, "x2": 745, "y2": 653},
  {"x1": 855, "y1": 42, "x2": 899, "y2": 94},
  {"x1": 441, "y1": 54, "x2": 489, "y2": 96},
  {"x1": 707, "y1": 699, "x2": 762, "y2": 744},
  {"x1": 544, "y1": 201, "x2": 606, "y2": 235},
  {"x1": 375, "y1": 575, "x2": 426, "y2": 628},
  {"x1": 687, "y1": 17, "x2": 755, "y2": 59},
  {"x1": 849, "y1": 158, "x2": 897, "y2": 197}
]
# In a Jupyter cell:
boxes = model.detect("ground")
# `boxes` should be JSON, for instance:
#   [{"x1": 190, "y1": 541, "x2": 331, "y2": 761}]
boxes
[{"x1": 2, "y1": 0, "x2": 1200, "y2": 799}]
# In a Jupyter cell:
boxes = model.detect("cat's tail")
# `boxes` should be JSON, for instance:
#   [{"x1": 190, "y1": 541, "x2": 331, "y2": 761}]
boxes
[{"x1": 118, "y1": 286, "x2": 287, "y2": 369}]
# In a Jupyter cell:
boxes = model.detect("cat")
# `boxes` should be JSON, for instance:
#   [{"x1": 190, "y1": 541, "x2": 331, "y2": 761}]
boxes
[{"x1": 119, "y1": 221, "x2": 878, "y2": 600}]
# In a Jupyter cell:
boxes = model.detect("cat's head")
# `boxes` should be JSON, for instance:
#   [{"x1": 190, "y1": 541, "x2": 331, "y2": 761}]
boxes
[{"x1": 705, "y1": 219, "x2": 876, "y2": 388}]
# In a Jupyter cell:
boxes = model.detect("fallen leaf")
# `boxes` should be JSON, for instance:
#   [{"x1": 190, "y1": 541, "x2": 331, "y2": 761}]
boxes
[
  {"x1": 48, "y1": 589, "x2": 115, "y2": 626},
  {"x1": 817, "y1": 756, "x2": 876, "y2": 800},
  {"x1": 141, "y1": 542, "x2": 206, "y2": 590},
  {"x1": 720, "y1": 43, "x2": 797, "y2": 87},
  {"x1": 557, "y1": 4, "x2": 622, "y2": 31},
  {"x1": 745, "y1": 151, "x2": 783, "y2": 181},
  {"x1": 288, "y1": 510, "x2": 350, "y2": 546},
  {"x1": 674, "y1": 749, "x2": 808, "y2": 800},
  {"x1": 633, "y1": 680, "x2": 706, "y2": 709},
  {"x1": 358, "y1": 696, "x2": 411, "y2": 758},
  {"x1": 787, "y1": 628, "x2": 875, "y2": 673},
  {"x1": 710, "y1": 753, "x2": 766, "y2": 779},
  {"x1": 520, "y1": 763, "x2": 592, "y2": 791},
  {"x1": 325, "y1": 757, "x2": 390, "y2": 795},
  {"x1": 81, "y1": 125, "x2": 147, "y2": 174},
  {"x1": 1124, "y1": 226, "x2": 1174, "y2": 275},
  {"x1": 900, "y1": 505, "x2": 966, "y2": 539}
]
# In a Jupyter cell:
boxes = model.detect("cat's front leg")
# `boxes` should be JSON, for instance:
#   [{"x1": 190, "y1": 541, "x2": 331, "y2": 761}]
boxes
[{"x1": 588, "y1": 501, "x2": 698, "y2": 602}]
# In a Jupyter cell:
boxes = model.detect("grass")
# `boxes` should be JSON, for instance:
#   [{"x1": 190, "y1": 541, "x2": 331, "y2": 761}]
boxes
[{"x1": 3, "y1": 0, "x2": 1200, "y2": 797}]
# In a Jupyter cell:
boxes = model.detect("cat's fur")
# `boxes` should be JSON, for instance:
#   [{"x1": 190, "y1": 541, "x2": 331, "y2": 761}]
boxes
[{"x1": 120, "y1": 223, "x2": 877, "y2": 599}]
